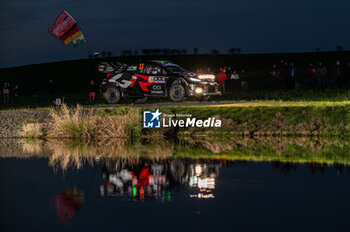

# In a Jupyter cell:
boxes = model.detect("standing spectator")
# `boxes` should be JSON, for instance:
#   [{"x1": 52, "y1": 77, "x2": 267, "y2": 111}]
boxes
[
  {"x1": 226, "y1": 67, "x2": 232, "y2": 91},
  {"x1": 240, "y1": 68, "x2": 248, "y2": 91},
  {"x1": 216, "y1": 68, "x2": 227, "y2": 93},
  {"x1": 13, "y1": 84, "x2": 20, "y2": 103},
  {"x1": 89, "y1": 80, "x2": 96, "y2": 101},
  {"x1": 207, "y1": 67, "x2": 213, "y2": 74},
  {"x1": 48, "y1": 79, "x2": 55, "y2": 101},
  {"x1": 280, "y1": 62, "x2": 289, "y2": 88},
  {"x1": 306, "y1": 62, "x2": 317, "y2": 88},
  {"x1": 344, "y1": 61, "x2": 350, "y2": 86},
  {"x1": 317, "y1": 61, "x2": 327, "y2": 88},
  {"x1": 231, "y1": 69, "x2": 240, "y2": 80},
  {"x1": 288, "y1": 62, "x2": 298, "y2": 89},
  {"x1": 196, "y1": 68, "x2": 203, "y2": 74},
  {"x1": 270, "y1": 64, "x2": 281, "y2": 89},
  {"x1": 3, "y1": 82, "x2": 10, "y2": 104},
  {"x1": 334, "y1": 60, "x2": 343, "y2": 88}
]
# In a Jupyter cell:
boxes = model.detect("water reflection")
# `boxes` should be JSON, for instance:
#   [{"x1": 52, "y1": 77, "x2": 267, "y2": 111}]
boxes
[
  {"x1": 100, "y1": 158, "x2": 219, "y2": 201},
  {"x1": 52, "y1": 187, "x2": 85, "y2": 223}
]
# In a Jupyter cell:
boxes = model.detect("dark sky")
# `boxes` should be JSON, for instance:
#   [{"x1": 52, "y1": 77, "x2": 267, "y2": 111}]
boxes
[{"x1": 0, "y1": 0, "x2": 349, "y2": 68}]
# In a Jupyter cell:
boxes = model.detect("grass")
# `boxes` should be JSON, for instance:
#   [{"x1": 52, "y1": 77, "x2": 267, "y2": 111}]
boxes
[
  {"x1": 19, "y1": 122, "x2": 43, "y2": 139},
  {"x1": 46, "y1": 104, "x2": 141, "y2": 139},
  {"x1": 15, "y1": 103, "x2": 350, "y2": 139},
  {"x1": 4, "y1": 136, "x2": 350, "y2": 170}
]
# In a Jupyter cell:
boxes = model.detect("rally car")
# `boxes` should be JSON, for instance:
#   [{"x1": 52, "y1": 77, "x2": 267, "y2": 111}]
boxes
[{"x1": 98, "y1": 60, "x2": 221, "y2": 104}]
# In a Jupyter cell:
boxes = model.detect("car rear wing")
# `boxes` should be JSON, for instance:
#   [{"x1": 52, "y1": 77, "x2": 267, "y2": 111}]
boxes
[{"x1": 98, "y1": 61, "x2": 127, "y2": 74}]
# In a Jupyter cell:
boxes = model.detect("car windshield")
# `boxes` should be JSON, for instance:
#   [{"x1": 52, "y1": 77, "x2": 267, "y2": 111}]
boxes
[{"x1": 163, "y1": 64, "x2": 188, "y2": 73}]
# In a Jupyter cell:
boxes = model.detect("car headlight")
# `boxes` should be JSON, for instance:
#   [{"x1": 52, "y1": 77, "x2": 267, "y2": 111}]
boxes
[
  {"x1": 198, "y1": 74, "x2": 215, "y2": 80},
  {"x1": 189, "y1": 77, "x2": 201, "y2": 83}
]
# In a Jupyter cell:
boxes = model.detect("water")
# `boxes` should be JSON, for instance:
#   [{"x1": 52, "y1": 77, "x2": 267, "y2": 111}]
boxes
[{"x1": 0, "y1": 138, "x2": 350, "y2": 232}]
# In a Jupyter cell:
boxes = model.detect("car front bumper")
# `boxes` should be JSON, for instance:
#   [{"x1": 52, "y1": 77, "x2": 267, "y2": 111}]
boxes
[{"x1": 187, "y1": 83, "x2": 222, "y2": 96}]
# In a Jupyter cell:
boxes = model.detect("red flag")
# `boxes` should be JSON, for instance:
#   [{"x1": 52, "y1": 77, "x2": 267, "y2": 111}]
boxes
[{"x1": 49, "y1": 11, "x2": 76, "y2": 39}]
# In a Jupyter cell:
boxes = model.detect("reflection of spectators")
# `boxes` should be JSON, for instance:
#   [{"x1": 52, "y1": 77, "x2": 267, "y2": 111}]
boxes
[
  {"x1": 3, "y1": 82, "x2": 10, "y2": 104},
  {"x1": 89, "y1": 80, "x2": 96, "y2": 101},
  {"x1": 216, "y1": 68, "x2": 227, "y2": 93},
  {"x1": 240, "y1": 69, "x2": 248, "y2": 91}
]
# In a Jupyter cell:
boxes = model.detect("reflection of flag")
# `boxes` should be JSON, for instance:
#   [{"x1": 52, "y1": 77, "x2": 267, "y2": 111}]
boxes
[{"x1": 49, "y1": 10, "x2": 87, "y2": 47}]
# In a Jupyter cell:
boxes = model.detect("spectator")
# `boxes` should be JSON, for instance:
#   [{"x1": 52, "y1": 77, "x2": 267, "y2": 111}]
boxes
[
  {"x1": 207, "y1": 67, "x2": 213, "y2": 74},
  {"x1": 0, "y1": 82, "x2": 2, "y2": 103},
  {"x1": 270, "y1": 64, "x2": 281, "y2": 89},
  {"x1": 89, "y1": 80, "x2": 96, "y2": 101},
  {"x1": 230, "y1": 69, "x2": 240, "y2": 92},
  {"x1": 226, "y1": 67, "x2": 233, "y2": 91},
  {"x1": 231, "y1": 69, "x2": 239, "y2": 80},
  {"x1": 48, "y1": 79, "x2": 55, "y2": 101},
  {"x1": 334, "y1": 60, "x2": 343, "y2": 88},
  {"x1": 317, "y1": 61, "x2": 327, "y2": 88},
  {"x1": 279, "y1": 59, "x2": 285, "y2": 68},
  {"x1": 3, "y1": 82, "x2": 10, "y2": 104},
  {"x1": 306, "y1": 62, "x2": 317, "y2": 88},
  {"x1": 240, "y1": 68, "x2": 248, "y2": 91},
  {"x1": 280, "y1": 62, "x2": 289, "y2": 88},
  {"x1": 216, "y1": 68, "x2": 227, "y2": 93},
  {"x1": 13, "y1": 84, "x2": 20, "y2": 103},
  {"x1": 288, "y1": 62, "x2": 298, "y2": 89},
  {"x1": 344, "y1": 61, "x2": 350, "y2": 86}
]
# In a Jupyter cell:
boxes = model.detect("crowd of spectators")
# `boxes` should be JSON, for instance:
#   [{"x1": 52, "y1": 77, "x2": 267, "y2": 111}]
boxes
[
  {"x1": 196, "y1": 67, "x2": 248, "y2": 92},
  {"x1": 197, "y1": 59, "x2": 350, "y2": 93},
  {"x1": 0, "y1": 82, "x2": 20, "y2": 105},
  {"x1": 269, "y1": 59, "x2": 350, "y2": 90}
]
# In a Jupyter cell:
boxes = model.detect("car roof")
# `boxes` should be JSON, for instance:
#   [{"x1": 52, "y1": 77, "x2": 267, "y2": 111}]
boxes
[{"x1": 145, "y1": 60, "x2": 176, "y2": 66}]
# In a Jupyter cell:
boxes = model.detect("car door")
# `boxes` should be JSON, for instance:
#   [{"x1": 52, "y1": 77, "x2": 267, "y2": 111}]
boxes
[{"x1": 147, "y1": 65, "x2": 167, "y2": 97}]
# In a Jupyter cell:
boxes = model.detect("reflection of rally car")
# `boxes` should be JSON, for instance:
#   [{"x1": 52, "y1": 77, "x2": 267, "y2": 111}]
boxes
[
  {"x1": 98, "y1": 60, "x2": 221, "y2": 104},
  {"x1": 99, "y1": 158, "x2": 219, "y2": 201}
]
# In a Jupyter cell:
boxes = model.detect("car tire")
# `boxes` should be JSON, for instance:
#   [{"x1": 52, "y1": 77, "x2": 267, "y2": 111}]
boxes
[
  {"x1": 106, "y1": 86, "x2": 121, "y2": 104},
  {"x1": 195, "y1": 96, "x2": 211, "y2": 101},
  {"x1": 131, "y1": 97, "x2": 148, "y2": 104},
  {"x1": 169, "y1": 83, "x2": 186, "y2": 102}
]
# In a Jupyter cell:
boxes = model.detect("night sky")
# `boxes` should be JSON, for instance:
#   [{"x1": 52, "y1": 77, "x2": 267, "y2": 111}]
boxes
[{"x1": 0, "y1": 0, "x2": 349, "y2": 68}]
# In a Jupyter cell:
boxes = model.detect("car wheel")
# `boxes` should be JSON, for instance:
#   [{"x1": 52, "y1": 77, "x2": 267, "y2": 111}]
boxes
[
  {"x1": 195, "y1": 96, "x2": 211, "y2": 101},
  {"x1": 131, "y1": 97, "x2": 148, "y2": 104},
  {"x1": 169, "y1": 83, "x2": 186, "y2": 102},
  {"x1": 106, "y1": 86, "x2": 121, "y2": 104}
]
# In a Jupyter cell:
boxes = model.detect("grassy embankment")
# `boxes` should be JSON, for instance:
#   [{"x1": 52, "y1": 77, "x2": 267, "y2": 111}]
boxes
[{"x1": 18, "y1": 102, "x2": 350, "y2": 139}]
